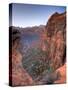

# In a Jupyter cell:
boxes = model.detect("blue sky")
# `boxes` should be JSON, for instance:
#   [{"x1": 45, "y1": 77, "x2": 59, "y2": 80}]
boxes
[{"x1": 10, "y1": 3, "x2": 66, "y2": 27}]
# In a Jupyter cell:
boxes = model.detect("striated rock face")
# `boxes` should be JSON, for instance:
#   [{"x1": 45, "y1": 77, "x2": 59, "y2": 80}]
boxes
[
  {"x1": 41, "y1": 12, "x2": 66, "y2": 70},
  {"x1": 48, "y1": 12, "x2": 66, "y2": 69},
  {"x1": 46, "y1": 12, "x2": 66, "y2": 38}
]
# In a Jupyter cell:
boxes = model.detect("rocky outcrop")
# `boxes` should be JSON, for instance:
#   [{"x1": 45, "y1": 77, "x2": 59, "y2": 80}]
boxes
[
  {"x1": 12, "y1": 49, "x2": 33, "y2": 86},
  {"x1": 41, "y1": 12, "x2": 66, "y2": 70},
  {"x1": 54, "y1": 63, "x2": 66, "y2": 84},
  {"x1": 9, "y1": 28, "x2": 33, "y2": 86}
]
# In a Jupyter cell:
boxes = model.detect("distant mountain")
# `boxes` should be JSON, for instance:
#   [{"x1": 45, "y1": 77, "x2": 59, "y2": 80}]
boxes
[{"x1": 9, "y1": 25, "x2": 45, "y2": 35}]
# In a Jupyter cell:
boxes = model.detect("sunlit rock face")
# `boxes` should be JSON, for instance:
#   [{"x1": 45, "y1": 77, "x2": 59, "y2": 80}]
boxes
[
  {"x1": 54, "y1": 63, "x2": 66, "y2": 84},
  {"x1": 41, "y1": 12, "x2": 66, "y2": 70},
  {"x1": 47, "y1": 12, "x2": 66, "y2": 69}
]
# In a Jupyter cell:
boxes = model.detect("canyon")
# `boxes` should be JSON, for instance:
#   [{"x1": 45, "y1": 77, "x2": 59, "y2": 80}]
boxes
[{"x1": 9, "y1": 12, "x2": 66, "y2": 86}]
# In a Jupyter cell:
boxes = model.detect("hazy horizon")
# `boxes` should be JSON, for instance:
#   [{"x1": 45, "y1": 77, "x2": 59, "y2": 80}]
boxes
[{"x1": 9, "y1": 3, "x2": 66, "y2": 27}]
